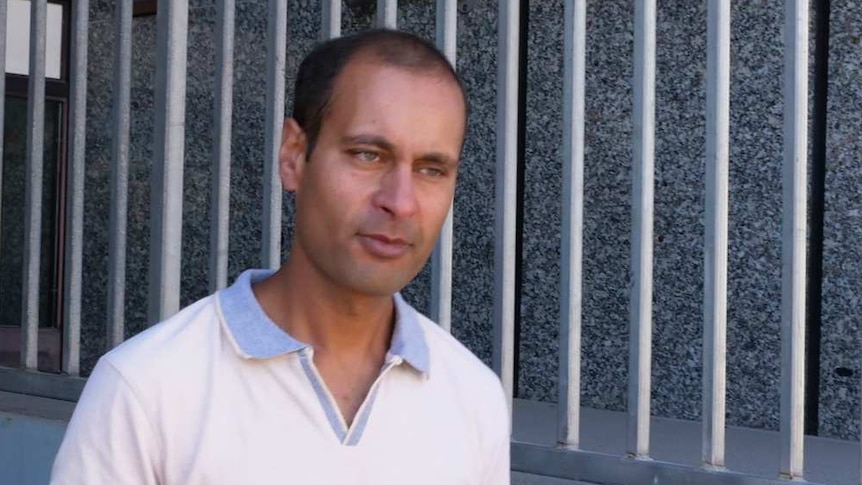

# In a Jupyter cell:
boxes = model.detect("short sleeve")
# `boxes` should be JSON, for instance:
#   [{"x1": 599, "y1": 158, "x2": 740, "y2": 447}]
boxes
[{"x1": 50, "y1": 358, "x2": 161, "y2": 485}]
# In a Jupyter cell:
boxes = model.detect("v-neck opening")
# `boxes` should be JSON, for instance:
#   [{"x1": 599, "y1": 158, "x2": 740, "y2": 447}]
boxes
[{"x1": 298, "y1": 348, "x2": 400, "y2": 446}]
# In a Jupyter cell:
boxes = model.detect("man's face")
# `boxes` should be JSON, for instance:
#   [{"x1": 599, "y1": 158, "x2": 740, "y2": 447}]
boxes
[{"x1": 280, "y1": 58, "x2": 466, "y2": 297}]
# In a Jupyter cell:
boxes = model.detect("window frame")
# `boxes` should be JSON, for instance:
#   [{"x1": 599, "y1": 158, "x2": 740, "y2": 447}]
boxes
[{"x1": 0, "y1": 0, "x2": 72, "y2": 373}]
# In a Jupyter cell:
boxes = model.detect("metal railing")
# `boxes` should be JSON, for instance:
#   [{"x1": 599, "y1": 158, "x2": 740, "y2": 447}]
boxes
[{"x1": 0, "y1": 1, "x2": 848, "y2": 484}]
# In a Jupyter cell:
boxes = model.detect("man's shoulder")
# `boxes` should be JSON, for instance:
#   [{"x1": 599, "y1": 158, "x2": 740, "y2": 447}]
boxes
[
  {"x1": 99, "y1": 294, "x2": 223, "y2": 384},
  {"x1": 414, "y1": 314, "x2": 510, "y2": 444},
  {"x1": 416, "y1": 315, "x2": 507, "y2": 406}
]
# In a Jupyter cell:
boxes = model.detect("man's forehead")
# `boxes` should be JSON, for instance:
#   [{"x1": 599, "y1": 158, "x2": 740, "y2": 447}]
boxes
[{"x1": 329, "y1": 56, "x2": 465, "y2": 115}]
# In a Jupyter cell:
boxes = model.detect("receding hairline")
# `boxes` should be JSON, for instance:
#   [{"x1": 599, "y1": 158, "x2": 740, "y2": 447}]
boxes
[{"x1": 326, "y1": 48, "x2": 465, "y2": 114}]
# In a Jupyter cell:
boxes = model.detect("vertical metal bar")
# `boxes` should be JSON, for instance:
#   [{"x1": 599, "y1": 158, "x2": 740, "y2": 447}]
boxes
[
  {"x1": 63, "y1": 0, "x2": 89, "y2": 375},
  {"x1": 376, "y1": 0, "x2": 397, "y2": 29},
  {"x1": 148, "y1": 1, "x2": 189, "y2": 323},
  {"x1": 262, "y1": 0, "x2": 286, "y2": 270},
  {"x1": 21, "y1": 0, "x2": 48, "y2": 370},
  {"x1": 209, "y1": 0, "x2": 235, "y2": 292},
  {"x1": 0, "y1": 0, "x2": 7, "y2": 266},
  {"x1": 780, "y1": 0, "x2": 808, "y2": 479},
  {"x1": 321, "y1": 0, "x2": 340, "y2": 39},
  {"x1": 702, "y1": 0, "x2": 731, "y2": 468},
  {"x1": 108, "y1": 0, "x2": 132, "y2": 347},
  {"x1": 430, "y1": 0, "x2": 457, "y2": 332},
  {"x1": 558, "y1": 0, "x2": 586, "y2": 449},
  {"x1": 493, "y1": 0, "x2": 520, "y2": 416},
  {"x1": 627, "y1": 0, "x2": 656, "y2": 458}
]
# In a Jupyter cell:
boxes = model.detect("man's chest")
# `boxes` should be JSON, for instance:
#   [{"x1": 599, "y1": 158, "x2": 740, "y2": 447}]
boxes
[{"x1": 156, "y1": 367, "x2": 483, "y2": 484}]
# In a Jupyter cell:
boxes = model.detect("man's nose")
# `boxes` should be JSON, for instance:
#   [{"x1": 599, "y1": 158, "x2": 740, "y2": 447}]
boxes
[{"x1": 374, "y1": 164, "x2": 418, "y2": 219}]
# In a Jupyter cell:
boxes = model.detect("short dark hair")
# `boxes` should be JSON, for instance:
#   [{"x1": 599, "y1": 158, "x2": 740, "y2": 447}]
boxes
[{"x1": 292, "y1": 29, "x2": 469, "y2": 157}]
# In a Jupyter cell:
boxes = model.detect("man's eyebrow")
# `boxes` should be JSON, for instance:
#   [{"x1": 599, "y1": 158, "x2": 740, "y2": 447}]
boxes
[
  {"x1": 342, "y1": 134, "x2": 458, "y2": 166},
  {"x1": 420, "y1": 152, "x2": 459, "y2": 167},
  {"x1": 341, "y1": 134, "x2": 395, "y2": 152}
]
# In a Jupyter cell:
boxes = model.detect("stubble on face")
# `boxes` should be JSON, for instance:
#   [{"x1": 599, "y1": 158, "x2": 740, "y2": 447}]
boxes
[{"x1": 288, "y1": 58, "x2": 466, "y2": 299}]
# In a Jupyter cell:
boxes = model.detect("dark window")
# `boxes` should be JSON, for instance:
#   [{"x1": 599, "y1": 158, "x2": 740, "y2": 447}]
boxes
[
  {"x1": 133, "y1": 0, "x2": 157, "y2": 17},
  {"x1": 0, "y1": 0, "x2": 70, "y2": 372}
]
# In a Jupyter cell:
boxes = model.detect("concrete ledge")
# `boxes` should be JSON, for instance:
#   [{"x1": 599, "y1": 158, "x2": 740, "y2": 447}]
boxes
[
  {"x1": 0, "y1": 391, "x2": 76, "y2": 421},
  {"x1": 0, "y1": 367, "x2": 86, "y2": 402},
  {"x1": 512, "y1": 399, "x2": 860, "y2": 485}
]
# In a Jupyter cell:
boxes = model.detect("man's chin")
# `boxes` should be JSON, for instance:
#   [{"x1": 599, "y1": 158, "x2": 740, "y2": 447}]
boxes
[{"x1": 339, "y1": 268, "x2": 419, "y2": 298}]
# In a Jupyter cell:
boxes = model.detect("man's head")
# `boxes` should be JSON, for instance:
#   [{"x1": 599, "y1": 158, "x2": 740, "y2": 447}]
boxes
[
  {"x1": 291, "y1": 29, "x2": 468, "y2": 158},
  {"x1": 279, "y1": 29, "x2": 467, "y2": 298}
]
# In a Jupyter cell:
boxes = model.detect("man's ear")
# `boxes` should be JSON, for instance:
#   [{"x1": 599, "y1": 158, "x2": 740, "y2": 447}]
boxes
[{"x1": 279, "y1": 118, "x2": 307, "y2": 191}]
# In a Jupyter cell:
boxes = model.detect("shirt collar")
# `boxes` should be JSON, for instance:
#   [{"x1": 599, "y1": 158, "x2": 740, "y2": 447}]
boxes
[
  {"x1": 218, "y1": 269, "x2": 430, "y2": 375},
  {"x1": 389, "y1": 293, "x2": 430, "y2": 374}
]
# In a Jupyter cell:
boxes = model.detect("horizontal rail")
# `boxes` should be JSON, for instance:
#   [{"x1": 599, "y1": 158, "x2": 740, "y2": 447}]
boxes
[
  {"x1": 0, "y1": 368, "x2": 86, "y2": 402},
  {"x1": 512, "y1": 442, "x2": 824, "y2": 485}
]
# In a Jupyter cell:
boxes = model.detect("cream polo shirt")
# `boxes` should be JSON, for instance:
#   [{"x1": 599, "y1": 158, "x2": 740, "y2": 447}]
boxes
[{"x1": 50, "y1": 269, "x2": 510, "y2": 485}]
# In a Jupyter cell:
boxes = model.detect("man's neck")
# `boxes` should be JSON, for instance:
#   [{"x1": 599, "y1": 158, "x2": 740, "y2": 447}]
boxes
[{"x1": 252, "y1": 255, "x2": 395, "y2": 360}]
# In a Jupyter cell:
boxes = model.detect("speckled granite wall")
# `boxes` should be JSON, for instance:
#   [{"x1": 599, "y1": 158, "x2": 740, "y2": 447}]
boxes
[
  {"x1": 518, "y1": 0, "x2": 791, "y2": 432},
  {"x1": 56, "y1": 0, "x2": 861, "y2": 440},
  {"x1": 820, "y1": 0, "x2": 862, "y2": 440}
]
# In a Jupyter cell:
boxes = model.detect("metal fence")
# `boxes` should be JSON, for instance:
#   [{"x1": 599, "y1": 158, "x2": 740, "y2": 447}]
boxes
[{"x1": 0, "y1": 0, "x2": 850, "y2": 484}]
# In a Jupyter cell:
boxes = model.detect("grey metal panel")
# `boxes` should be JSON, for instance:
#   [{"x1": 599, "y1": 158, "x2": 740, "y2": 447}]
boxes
[
  {"x1": 511, "y1": 442, "x2": 827, "y2": 485},
  {"x1": 558, "y1": 0, "x2": 586, "y2": 449},
  {"x1": 430, "y1": 0, "x2": 457, "y2": 332},
  {"x1": 321, "y1": 0, "x2": 340, "y2": 39},
  {"x1": 262, "y1": 0, "x2": 287, "y2": 270},
  {"x1": 376, "y1": 0, "x2": 397, "y2": 29},
  {"x1": 63, "y1": 0, "x2": 89, "y2": 375},
  {"x1": 108, "y1": 0, "x2": 133, "y2": 347},
  {"x1": 628, "y1": 0, "x2": 656, "y2": 458},
  {"x1": 0, "y1": 368, "x2": 85, "y2": 403},
  {"x1": 703, "y1": 0, "x2": 731, "y2": 468},
  {"x1": 493, "y1": 0, "x2": 519, "y2": 416},
  {"x1": 22, "y1": 0, "x2": 48, "y2": 370},
  {"x1": 148, "y1": 1, "x2": 189, "y2": 324},
  {"x1": 779, "y1": 0, "x2": 808, "y2": 479},
  {"x1": 209, "y1": 0, "x2": 235, "y2": 292},
  {"x1": 0, "y1": 0, "x2": 7, "y2": 306}
]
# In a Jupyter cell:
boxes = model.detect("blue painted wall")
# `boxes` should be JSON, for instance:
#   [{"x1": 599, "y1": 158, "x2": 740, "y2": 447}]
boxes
[{"x1": 0, "y1": 412, "x2": 66, "y2": 485}]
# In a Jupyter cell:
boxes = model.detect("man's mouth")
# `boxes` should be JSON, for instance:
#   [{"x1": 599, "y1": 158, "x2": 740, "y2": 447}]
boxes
[{"x1": 357, "y1": 233, "x2": 412, "y2": 259}]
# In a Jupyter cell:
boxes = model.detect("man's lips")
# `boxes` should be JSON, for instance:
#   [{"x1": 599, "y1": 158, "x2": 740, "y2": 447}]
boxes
[{"x1": 357, "y1": 233, "x2": 412, "y2": 258}]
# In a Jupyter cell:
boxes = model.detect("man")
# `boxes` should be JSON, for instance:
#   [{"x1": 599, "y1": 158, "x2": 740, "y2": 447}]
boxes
[{"x1": 51, "y1": 29, "x2": 509, "y2": 484}]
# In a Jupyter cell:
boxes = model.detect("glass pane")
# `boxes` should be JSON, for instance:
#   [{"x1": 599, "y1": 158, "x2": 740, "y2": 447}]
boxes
[
  {"x1": 0, "y1": 96, "x2": 62, "y2": 328},
  {"x1": 5, "y1": 0, "x2": 65, "y2": 79}
]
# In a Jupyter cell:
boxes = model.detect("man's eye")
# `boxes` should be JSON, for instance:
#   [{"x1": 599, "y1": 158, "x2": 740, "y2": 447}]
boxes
[
  {"x1": 419, "y1": 167, "x2": 445, "y2": 178},
  {"x1": 355, "y1": 151, "x2": 380, "y2": 163}
]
